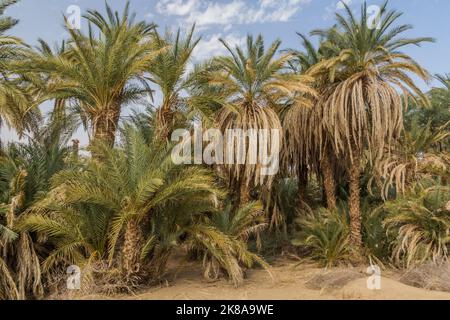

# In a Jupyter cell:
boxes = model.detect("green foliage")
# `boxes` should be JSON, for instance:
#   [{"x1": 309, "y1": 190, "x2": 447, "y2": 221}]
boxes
[
  {"x1": 0, "y1": 112, "x2": 75, "y2": 299},
  {"x1": 292, "y1": 207, "x2": 350, "y2": 267},
  {"x1": 189, "y1": 202, "x2": 270, "y2": 287},
  {"x1": 382, "y1": 184, "x2": 450, "y2": 268},
  {"x1": 0, "y1": 0, "x2": 449, "y2": 300}
]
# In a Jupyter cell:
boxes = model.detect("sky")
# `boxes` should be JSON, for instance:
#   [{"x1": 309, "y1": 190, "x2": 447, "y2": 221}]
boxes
[{"x1": 1, "y1": 0, "x2": 450, "y2": 146}]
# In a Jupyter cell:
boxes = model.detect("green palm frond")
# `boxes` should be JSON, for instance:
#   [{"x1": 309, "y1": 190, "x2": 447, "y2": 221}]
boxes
[{"x1": 382, "y1": 185, "x2": 450, "y2": 267}]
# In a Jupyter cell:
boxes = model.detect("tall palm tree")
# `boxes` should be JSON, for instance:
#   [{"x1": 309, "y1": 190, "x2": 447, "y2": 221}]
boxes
[
  {"x1": 0, "y1": 0, "x2": 37, "y2": 148},
  {"x1": 148, "y1": 25, "x2": 201, "y2": 142},
  {"x1": 26, "y1": 2, "x2": 159, "y2": 149},
  {"x1": 311, "y1": 2, "x2": 432, "y2": 253},
  {"x1": 205, "y1": 35, "x2": 316, "y2": 207},
  {"x1": 284, "y1": 34, "x2": 338, "y2": 210}
]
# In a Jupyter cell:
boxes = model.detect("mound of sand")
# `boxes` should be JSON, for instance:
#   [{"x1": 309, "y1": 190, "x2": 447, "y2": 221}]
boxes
[
  {"x1": 305, "y1": 269, "x2": 364, "y2": 290},
  {"x1": 400, "y1": 262, "x2": 450, "y2": 292}
]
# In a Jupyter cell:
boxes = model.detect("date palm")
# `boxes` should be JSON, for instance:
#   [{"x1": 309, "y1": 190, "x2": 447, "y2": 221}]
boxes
[
  {"x1": 415, "y1": 74, "x2": 450, "y2": 134},
  {"x1": 311, "y1": 1, "x2": 432, "y2": 253},
  {"x1": 26, "y1": 2, "x2": 159, "y2": 149},
  {"x1": 205, "y1": 35, "x2": 315, "y2": 207},
  {"x1": 0, "y1": 112, "x2": 77, "y2": 299},
  {"x1": 284, "y1": 34, "x2": 338, "y2": 210},
  {"x1": 45, "y1": 126, "x2": 222, "y2": 279},
  {"x1": 148, "y1": 25, "x2": 200, "y2": 142}
]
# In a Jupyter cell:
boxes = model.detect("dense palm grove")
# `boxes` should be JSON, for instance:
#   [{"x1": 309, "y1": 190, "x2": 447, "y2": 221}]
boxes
[{"x1": 0, "y1": 0, "x2": 448, "y2": 299}]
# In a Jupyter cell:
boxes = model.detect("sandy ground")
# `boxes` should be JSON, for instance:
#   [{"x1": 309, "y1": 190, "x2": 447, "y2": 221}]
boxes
[{"x1": 78, "y1": 258, "x2": 450, "y2": 300}]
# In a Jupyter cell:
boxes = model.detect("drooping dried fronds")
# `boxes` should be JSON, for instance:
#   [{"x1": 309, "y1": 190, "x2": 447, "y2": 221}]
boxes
[
  {"x1": 310, "y1": 1, "x2": 433, "y2": 165},
  {"x1": 371, "y1": 121, "x2": 449, "y2": 198},
  {"x1": 382, "y1": 185, "x2": 450, "y2": 267},
  {"x1": 205, "y1": 35, "x2": 316, "y2": 190},
  {"x1": 216, "y1": 101, "x2": 282, "y2": 188}
]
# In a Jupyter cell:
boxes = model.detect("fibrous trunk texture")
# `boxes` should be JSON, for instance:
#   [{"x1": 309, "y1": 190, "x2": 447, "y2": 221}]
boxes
[
  {"x1": 92, "y1": 105, "x2": 120, "y2": 149},
  {"x1": 239, "y1": 182, "x2": 250, "y2": 208},
  {"x1": 321, "y1": 153, "x2": 337, "y2": 211},
  {"x1": 122, "y1": 219, "x2": 144, "y2": 278},
  {"x1": 155, "y1": 103, "x2": 175, "y2": 143},
  {"x1": 348, "y1": 148, "x2": 363, "y2": 252}
]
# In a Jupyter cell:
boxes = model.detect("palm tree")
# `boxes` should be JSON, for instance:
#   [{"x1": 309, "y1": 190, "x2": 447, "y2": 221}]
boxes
[
  {"x1": 45, "y1": 126, "x2": 222, "y2": 278},
  {"x1": 0, "y1": 0, "x2": 38, "y2": 148},
  {"x1": 410, "y1": 74, "x2": 450, "y2": 133},
  {"x1": 284, "y1": 33, "x2": 338, "y2": 210},
  {"x1": 382, "y1": 184, "x2": 450, "y2": 267},
  {"x1": 148, "y1": 25, "x2": 201, "y2": 142},
  {"x1": 191, "y1": 201, "x2": 269, "y2": 286},
  {"x1": 26, "y1": 2, "x2": 159, "y2": 149},
  {"x1": 205, "y1": 35, "x2": 316, "y2": 207},
  {"x1": 311, "y1": 1, "x2": 433, "y2": 253},
  {"x1": 373, "y1": 120, "x2": 449, "y2": 198},
  {"x1": 34, "y1": 40, "x2": 70, "y2": 122},
  {"x1": 0, "y1": 111, "x2": 77, "y2": 299}
]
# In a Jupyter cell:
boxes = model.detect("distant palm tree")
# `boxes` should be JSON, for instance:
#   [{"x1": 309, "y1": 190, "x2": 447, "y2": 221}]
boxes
[
  {"x1": 27, "y1": 2, "x2": 159, "y2": 149},
  {"x1": 311, "y1": 1, "x2": 432, "y2": 253},
  {"x1": 148, "y1": 25, "x2": 201, "y2": 141},
  {"x1": 206, "y1": 35, "x2": 316, "y2": 207},
  {"x1": 414, "y1": 74, "x2": 450, "y2": 132}
]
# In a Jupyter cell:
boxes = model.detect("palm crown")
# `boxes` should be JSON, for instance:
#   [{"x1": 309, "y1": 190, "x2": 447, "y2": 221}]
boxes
[{"x1": 26, "y1": 2, "x2": 159, "y2": 147}]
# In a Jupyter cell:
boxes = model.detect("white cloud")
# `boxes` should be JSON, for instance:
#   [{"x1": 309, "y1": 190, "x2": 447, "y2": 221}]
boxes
[
  {"x1": 157, "y1": 0, "x2": 200, "y2": 16},
  {"x1": 324, "y1": 0, "x2": 362, "y2": 20},
  {"x1": 192, "y1": 33, "x2": 246, "y2": 62},
  {"x1": 156, "y1": 0, "x2": 311, "y2": 29}
]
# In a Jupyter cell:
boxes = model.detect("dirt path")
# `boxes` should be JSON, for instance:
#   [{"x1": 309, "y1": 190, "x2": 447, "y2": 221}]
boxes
[{"x1": 80, "y1": 259, "x2": 450, "y2": 300}]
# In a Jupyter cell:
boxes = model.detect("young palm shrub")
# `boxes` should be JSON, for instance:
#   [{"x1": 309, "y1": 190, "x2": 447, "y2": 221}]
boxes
[
  {"x1": 44, "y1": 126, "x2": 222, "y2": 281},
  {"x1": 189, "y1": 201, "x2": 270, "y2": 286},
  {"x1": 24, "y1": 2, "x2": 159, "y2": 148},
  {"x1": 382, "y1": 184, "x2": 450, "y2": 268},
  {"x1": 20, "y1": 201, "x2": 114, "y2": 294},
  {"x1": 310, "y1": 2, "x2": 432, "y2": 253},
  {"x1": 204, "y1": 35, "x2": 316, "y2": 207},
  {"x1": 292, "y1": 207, "x2": 350, "y2": 267},
  {"x1": 0, "y1": 112, "x2": 76, "y2": 299}
]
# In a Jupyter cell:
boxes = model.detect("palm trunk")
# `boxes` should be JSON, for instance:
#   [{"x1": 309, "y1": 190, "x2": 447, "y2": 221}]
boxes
[
  {"x1": 321, "y1": 153, "x2": 337, "y2": 210},
  {"x1": 122, "y1": 219, "x2": 144, "y2": 277},
  {"x1": 156, "y1": 101, "x2": 175, "y2": 142},
  {"x1": 348, "y1": 148, "x2": 363, "y2": 252},
  {"x1": 297, "y1": 165, "x2": 308, "y2": 206},
  {"x1": 239, "y1": 182, "x2": 250, "y2": 208},
  {"x1": 92, "y1": 105, "x2": 120, "y2": 149}
]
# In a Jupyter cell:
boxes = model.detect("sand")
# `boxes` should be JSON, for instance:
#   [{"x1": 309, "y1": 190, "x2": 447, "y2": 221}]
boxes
[{"x1": 78, "y1": 258, "x2": 450, "y2": 300}]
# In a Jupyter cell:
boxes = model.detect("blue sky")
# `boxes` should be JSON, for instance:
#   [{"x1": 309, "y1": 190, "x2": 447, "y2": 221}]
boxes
[{"x1": 2, "y1": 0, "x2": 450, "y2": 145}]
